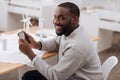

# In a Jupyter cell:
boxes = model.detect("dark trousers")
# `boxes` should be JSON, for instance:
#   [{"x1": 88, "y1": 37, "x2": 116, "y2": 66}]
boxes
[{"x1": 22, "y1": 70, "x2": 47, "y2": 80}]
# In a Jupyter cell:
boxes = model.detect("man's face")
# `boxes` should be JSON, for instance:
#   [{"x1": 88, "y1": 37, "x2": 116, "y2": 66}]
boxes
[{"x1": 53, "y1": 7, "x2": 73, "y2": 36}]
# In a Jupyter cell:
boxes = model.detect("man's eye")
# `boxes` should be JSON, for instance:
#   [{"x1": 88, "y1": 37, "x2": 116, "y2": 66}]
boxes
[{"x1": 59, "y1": 17, "x2": 64, "y2": 20}]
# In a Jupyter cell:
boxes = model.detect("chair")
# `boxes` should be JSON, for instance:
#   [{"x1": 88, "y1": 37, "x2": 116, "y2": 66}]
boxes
[{"x1": 101, "y1": 56, "x2": 118, "y2": 80}]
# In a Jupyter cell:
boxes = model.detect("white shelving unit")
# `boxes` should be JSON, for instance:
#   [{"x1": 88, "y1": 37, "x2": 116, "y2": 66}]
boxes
[
  {"x1": 0, "y1": 1, "x2": 8, "y2": 31},
  {"x1": 0, "y1": 0, "x2": 55, "y2": 31}
]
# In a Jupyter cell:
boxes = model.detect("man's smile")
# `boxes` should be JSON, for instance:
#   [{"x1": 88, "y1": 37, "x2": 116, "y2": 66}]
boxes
[{"x1": 55, "y1": 26, "x2": 62, "y2": 32}]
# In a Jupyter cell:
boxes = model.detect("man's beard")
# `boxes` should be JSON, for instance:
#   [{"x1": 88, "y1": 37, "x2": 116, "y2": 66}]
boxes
[{"x1": 56, "y1": 21, "x2": 72, "y2": 36}]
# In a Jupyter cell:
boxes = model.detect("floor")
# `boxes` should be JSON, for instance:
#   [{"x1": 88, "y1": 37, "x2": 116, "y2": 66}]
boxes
[
  {"x1": 99, "y1": 32, "x2": 120, "y2": 80},
  {"x1": 99, "y1": 48, "x2": 120, "y2": 80}
]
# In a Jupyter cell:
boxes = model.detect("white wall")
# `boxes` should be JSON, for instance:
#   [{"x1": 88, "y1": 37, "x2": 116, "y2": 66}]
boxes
[
  {"x1": 41, "y1": 5, "x2": 56, "y2": 29},
  {"x1": 54, "y1": 0, "x2": 83, "y2": 7},
  {"x1": 7, "y1": 13, "x2": 23, "y2": 30},
  {"x1": 0, "y1": 1, "x2": 8, "y2": 31}
]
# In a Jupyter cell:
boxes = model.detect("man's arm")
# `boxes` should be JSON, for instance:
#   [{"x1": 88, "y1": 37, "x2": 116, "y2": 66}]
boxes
[
  {"x1": 40, "y1": 37, "x2": 59, "y2": 51},
  {"x1": 32, "y1": 48, "x2": 85, "y2": 80}
]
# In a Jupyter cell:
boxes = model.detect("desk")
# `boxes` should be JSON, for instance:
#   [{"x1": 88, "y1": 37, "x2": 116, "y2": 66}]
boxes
[
  {"x1": 0, "y1": 51, "x2": 58, "y2": 75},
  {"x1": 0, "y1": 27, "x2": 100, "y2": 75},
  {"x1": 98, "y1": 11, "x2": 120, "y2": 52}
]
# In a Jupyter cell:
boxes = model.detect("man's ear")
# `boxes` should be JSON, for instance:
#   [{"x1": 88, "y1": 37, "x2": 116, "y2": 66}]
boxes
[{"x1": 71, "y1": 16, "x2": 78, "y2": 25}]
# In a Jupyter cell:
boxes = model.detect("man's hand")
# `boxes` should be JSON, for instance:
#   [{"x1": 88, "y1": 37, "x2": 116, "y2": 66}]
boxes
[
  {"x1": 19, "y1": 38, "x2": 36, "y2": 60},
  {"x1": 24, "y1": 32, "x2": 42, "y2": 50}
]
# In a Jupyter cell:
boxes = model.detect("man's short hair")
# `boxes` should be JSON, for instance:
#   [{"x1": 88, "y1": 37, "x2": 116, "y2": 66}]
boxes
[{"x1": 58, "y1": 2, "x2": 80, "y2": 17}]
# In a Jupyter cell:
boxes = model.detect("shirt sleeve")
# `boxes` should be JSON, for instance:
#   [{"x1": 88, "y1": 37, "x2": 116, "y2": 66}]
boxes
[
  {"x1": 32, "y1": 48, "x2": 86, "y2": 80},
  {"x1": 40, "y1": 37, "x2": 59, "y2": 51}
]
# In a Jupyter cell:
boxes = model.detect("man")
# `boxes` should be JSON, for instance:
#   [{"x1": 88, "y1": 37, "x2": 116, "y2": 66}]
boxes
[{"x1": 19, "y1": 2, "x2": 103, "y2": 80}]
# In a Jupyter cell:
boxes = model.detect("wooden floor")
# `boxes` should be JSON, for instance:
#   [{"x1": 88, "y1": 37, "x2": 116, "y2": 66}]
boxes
[{"x1": 99, "y1": 48, "x2": 120, "y2": 80}]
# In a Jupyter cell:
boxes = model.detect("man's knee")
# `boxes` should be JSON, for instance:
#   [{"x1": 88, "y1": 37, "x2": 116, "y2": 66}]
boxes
[
  {"x1": 22, "y1": 70, "x2": 47, "y2": 80},
  {"x1": 22, "y1": 70, "x2": 34, "y2": 80}
]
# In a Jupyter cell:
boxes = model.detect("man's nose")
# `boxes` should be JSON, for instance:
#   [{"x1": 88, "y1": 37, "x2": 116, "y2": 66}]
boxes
[{"x1": 53, "y1": 18, "x2": 60, "y2": 25}]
